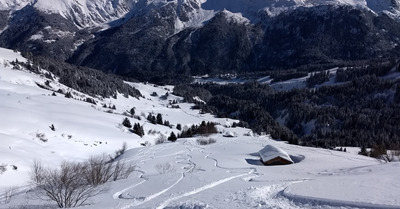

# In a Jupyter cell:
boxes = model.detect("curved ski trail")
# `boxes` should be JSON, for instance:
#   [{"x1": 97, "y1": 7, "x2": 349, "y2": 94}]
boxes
[
  {"x1": 116, "y1": 143, "x2": 197, "y2": 209},
  {"x1": 156, "y1": 172, "x2": 251, "y2": 209}
]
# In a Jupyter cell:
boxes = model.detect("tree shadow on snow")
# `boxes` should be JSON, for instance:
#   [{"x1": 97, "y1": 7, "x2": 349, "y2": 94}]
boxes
[
  {"x1": 245, "y1": 158, "x2": 264, "y2": 166},
  {"x1": 290, "y1": 154, "x2": 305, "y2": 163}
]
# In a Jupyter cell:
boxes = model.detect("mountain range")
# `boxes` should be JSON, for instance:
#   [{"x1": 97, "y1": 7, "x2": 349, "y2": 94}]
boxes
[{"x1": 1, "y1": 0, "x2": 400, "y2": 81}]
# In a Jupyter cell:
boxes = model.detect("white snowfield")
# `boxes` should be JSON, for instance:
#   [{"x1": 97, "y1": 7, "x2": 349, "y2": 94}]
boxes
[{"x1": 0, "y1": 47, "x2": 400, "y2": 209}]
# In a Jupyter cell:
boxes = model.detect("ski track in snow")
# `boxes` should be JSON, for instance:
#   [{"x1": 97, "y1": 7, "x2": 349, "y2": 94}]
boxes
[
  {"x1": 154, "y1": 145, "x2": 260, "y2": 208},
  {"x1": 116, "y1": 142, "x2": 196, "y2": 209},
  {"x1": 156, "y1": 172, "x2": 251, "y2": 209},
  {"x1": 118, "y1": 172, "x2": 185, "y2": 209},
  {"x1": 116, "y1": 141, "x2": 260, "y2": 209},
  {"x1": 112, "y1": 180, "x2": 147, "y2": 200}
]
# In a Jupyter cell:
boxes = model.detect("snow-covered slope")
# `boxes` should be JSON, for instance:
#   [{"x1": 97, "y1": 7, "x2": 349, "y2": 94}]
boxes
[
  {"x1": 0, "y1": 46, "x2": 237, "y2": 189},
  {"x1": 1, "y1": 47, "x2": 400, "y2": 209}
]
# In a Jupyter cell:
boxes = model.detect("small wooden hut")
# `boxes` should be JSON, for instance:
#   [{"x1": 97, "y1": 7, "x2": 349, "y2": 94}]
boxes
[{"x1": 259, "y1": 145, "x2": 294, "y2": 166}]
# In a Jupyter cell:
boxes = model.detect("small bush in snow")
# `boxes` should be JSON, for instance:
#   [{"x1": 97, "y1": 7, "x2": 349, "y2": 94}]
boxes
[
  {"x1": 196, "y1": 138, "x2": 216, "y2": 145},
  {"x1": 148, "y1": 129, "x2": 159, "y2": 135},
  {"x1": 0, "y1": 163, "x2": 7, "y2": 174},
  {"x1": 155, "y1": 162, "x2": 176, "y2": 174},
  {"x1": 36, "y1": 132, "x2": 47, "y2": 142},
  {"x1": 155, "y1": 134, "x2": 166, "y2": 145}
]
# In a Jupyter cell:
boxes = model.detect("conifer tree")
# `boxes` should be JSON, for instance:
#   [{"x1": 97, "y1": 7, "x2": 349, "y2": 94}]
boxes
[{"x1": 168, "y1": 132, "x2": 177, "y2": 142}]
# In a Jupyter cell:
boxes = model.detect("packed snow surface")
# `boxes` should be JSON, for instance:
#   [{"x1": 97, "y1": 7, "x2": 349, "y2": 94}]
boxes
[{"x1": 1, "y1": 47, "x2": 400, "y2": 208}]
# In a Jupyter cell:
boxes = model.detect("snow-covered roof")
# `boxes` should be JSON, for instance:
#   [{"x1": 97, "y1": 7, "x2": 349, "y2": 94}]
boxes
[
  {"x1": 259, "y1": 145, "x2": 293, "y2": 163},
  {"x1": 223, "y1": 131, "x2": 235, "y2": 137}
]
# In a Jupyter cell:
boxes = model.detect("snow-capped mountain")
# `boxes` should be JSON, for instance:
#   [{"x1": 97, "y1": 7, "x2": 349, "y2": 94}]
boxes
[
  {"x1": 1, "y1": 0, "x2": 400, "y2": 80},
  {"x1": 0, "y1": 0, "x2": 399, "y2": 28},
  {"x1": 0, "y1": 0, "x2": 135, "y2": 28}
]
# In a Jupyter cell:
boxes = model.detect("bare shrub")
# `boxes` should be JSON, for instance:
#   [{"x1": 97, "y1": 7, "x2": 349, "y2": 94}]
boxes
[
  {"x1": 84, "y1": 154, "x2": 135, "y2": 185},
  {"x1": 0, "y1": 163, "x2": 6, "y2": 174},
  {"x1": 113, "y1": 142, "x2": 127, "y2": 160},
  {"x1": 155, "y1": 162, "x2": 176, "y2": 174},
  {"x1": 155, "y1": 134, "x2": 166, "y2": 145},
  {"x1": 36, "y1": 132, "x2": 47, "y2": 142},
  {"x1": 83, "y1": 155, "x2": 113, "y2": 186},
  {"x1": 30, "y1": 156, "x2": 134, "y2": 208},
  {"x1": 112, "y1": 161, "x2": 135, "y2": 181},
  {"x1": 31, "y1": 161, "x2": 45, "y2": 184},
  {"x1": 196, "y1": 138, "x2": 216, "y2": 145},
  {"x1": 147, "y1": 129, "x2": 159, "y2": 135},
  {"x1": 30, "y1": 161, "x2": 104, "y2": 208},
  {"x1": 3, "y1": 187, "x2": 17, "y2": 204}
]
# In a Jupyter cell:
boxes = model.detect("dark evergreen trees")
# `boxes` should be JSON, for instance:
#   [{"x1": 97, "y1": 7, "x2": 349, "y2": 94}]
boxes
[
  {"x1": 133, "y1": 123, "x2": 144, "y2": 137},
  {"x1": 147, "y1": 113, "x2": 156, "y2": 124},
  {"x1": 176, "y1": 124, "x2": 182, "y2": 131},
  {"x1": 174, "y1": 62, "x2": 400, "y2": 148},
  {"x1": 168, "y1": 132, "x2": 177, "y2": 142},
  {"x1": 156, "y1": 113, "x2": 163, "y2": 125},
  {"x1": 21, "y1": 55, "x2": 142, "y2": 99},
  {"x1": 129, "y1": 107, "x2": 135, "y2": 116},
  {"x1": 122, "y1": 118, "x2": 132, "y2": 128},
  {"x1": 178, "y1": 121, "x2": 218, "y2": 138}
]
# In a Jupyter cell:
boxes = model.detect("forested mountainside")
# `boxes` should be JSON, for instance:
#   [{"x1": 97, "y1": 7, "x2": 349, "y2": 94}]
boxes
[
  {"x1": 68, "y1": 5, "x2": 400, "y2": 82},
  {"x1": 0, "y1": 1, "x2": 400, "y2": 82},
  {"x1": 174, "y1": 61, "x2": 400, "y2": 150}
]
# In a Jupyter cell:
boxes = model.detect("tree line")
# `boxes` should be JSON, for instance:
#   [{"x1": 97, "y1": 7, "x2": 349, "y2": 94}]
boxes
[{"x1": 174, "y1": 60, "x2": 400, "y2": 149}]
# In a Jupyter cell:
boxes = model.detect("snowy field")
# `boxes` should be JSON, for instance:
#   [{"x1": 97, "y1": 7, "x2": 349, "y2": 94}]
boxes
[{"x1": 0, "y1": 47, "x2": 400, "y2": 209}]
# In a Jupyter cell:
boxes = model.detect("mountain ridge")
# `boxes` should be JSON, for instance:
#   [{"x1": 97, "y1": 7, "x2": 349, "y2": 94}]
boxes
[{"x1": 1, "y1": 0, "x2": 400, "y2": 81}]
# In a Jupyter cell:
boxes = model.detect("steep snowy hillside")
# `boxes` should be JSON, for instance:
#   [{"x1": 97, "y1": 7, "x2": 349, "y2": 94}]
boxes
[
  {"x1": 0, "y1": 46, "x2": 237, "y2": 190},
  {"x1": 1, "y1": 47, "x2": 400, "y2": 209}
]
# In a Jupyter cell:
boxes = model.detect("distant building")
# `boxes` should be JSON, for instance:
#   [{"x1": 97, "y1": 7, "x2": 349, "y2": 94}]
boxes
[
  {"x1": 223, "y1": 131, "x2": 235, "y2": 137},
  {"x1": 259, "y1": 145, "x2": 294, "y2": 166}
]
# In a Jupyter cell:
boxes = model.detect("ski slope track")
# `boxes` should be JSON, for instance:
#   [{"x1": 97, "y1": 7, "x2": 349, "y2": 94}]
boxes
[{"x1": 1, "y1": 47, "x2": 400, "y2": 208}]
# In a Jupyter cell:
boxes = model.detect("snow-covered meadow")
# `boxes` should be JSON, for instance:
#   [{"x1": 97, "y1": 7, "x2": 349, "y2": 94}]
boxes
[{"x1": 0, "y1": 48, "x2": 399, "y2": 209}]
